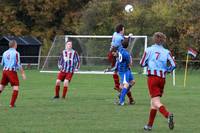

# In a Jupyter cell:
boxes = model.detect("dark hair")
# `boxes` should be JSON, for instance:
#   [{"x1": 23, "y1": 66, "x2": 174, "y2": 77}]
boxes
[
  {"x1": 110, "y1": 46, "x2": 117, "y2": 52},
  {"x1": 122, "y1": 38, "x2": 129, "y2": 48},
  {"x1": 115, "y1": 24, "x2": 124, "y2": 33}
]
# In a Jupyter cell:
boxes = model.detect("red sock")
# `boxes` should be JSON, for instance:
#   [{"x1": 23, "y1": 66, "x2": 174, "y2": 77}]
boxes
[
  {"x1": 148, "y1": 109, "x2": 157, "y2": 126},
  {"x1": 113, "y1": 73, "x2": 120, "y2": 91},
  {"x1": 10, "y1": 90, "x2": 18, "y2": 107},
  {"x1": 55, "y1": 85, "x2": 60, "y2": 97},
  {"x1": 127, "y1": 91, "x2": 133, "y2": 101},
  {"x1": 159, "y1": 105, "x2": 169, "y2": 118},
  {"x1": 62, "y1": 87, "x2": 68, "y2": 98}
]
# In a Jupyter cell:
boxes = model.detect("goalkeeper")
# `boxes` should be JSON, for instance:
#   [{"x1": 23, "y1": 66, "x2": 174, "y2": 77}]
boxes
[{"x1": 53, "y1": 41, "x2": 80, "y2": 99}]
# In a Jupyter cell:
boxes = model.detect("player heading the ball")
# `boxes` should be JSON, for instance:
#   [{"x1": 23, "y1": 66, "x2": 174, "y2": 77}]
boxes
[{"x1": 107, "y1": 24, "x2": 134, "y2": 104}]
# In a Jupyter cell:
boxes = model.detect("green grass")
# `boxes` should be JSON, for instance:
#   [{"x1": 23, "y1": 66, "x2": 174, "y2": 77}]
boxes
[{"x1": 0, "y1": 70, "x2": 200, "y2": 133}]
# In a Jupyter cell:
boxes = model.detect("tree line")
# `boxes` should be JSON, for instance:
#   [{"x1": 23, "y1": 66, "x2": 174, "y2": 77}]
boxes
[{"x1": 0, "y1": 0, "x2": 199, "y2": 61}]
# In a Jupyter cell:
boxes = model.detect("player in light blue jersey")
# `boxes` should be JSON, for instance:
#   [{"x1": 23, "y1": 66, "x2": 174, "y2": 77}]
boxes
[
  {"x1": 107, "y1": 24, "x2": 134, "y2": 104},
  {"x1": 117, "y1": 38, "x2": 135, "y2": 105},
  {"x1": 140, "y1": 32, "x2": 176, "y2": 131},
  {"x1": 0, "y1": 40, "x2": 26, "y2": 108},
  {"x1": 108, "y1": 24, "x2": 125, "y2": 92}
]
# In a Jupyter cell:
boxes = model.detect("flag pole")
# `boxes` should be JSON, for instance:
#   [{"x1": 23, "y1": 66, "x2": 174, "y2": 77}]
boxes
[{"x1": 184, "y1": 54, "x2": 189, "y2": 87}]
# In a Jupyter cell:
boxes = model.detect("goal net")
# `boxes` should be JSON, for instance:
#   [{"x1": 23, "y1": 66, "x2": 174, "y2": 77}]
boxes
[{"x1": 40, "y1": 35, "x2": 148, "y2": 74}]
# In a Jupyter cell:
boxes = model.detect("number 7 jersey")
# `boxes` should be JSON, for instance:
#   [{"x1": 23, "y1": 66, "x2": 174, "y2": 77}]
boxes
[{"x1": 140, "y1": 44, "x2": 176, "y2": 78}]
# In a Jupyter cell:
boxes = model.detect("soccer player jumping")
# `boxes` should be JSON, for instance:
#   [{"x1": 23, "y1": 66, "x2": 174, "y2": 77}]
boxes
[
  {"x1": 0, "y1": 40, "x2": 26, "y2": 108},
  {"x1": 108, "y1": 24, "x2": 124, "y2": 92},
  {"x1": 53, "y1": 41, "x2": 80, "y2": 99},
  {"x1": 108, "y1": 24, "x2": 134, "y2": 104},
  {"x1": 140, "y1": 32, "x2": 176, "y2": 131}
]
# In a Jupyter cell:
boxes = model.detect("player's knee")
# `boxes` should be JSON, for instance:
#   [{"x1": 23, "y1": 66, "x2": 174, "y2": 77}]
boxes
[
  {"x1": 63, "y1": 80, "x2": 69, "y2": 87},
  {"x1": 131, "y1": 80, "x2": 136, "y2": 86},
  {"x1": 12, "y1": 86, "x2": 19, "y2": 91},
  {"x1": 123, "y1": 83, "x2": 129, "y2": 88},
  {"x1": 0, "y1": 85, "x2": 4, "y2": 91},
  {"x1": 152, "y1": 100, "x2": 162, "y2": 109},
  {"x1": 56, "y1": 80, "x2": 61, "y2": 85}
]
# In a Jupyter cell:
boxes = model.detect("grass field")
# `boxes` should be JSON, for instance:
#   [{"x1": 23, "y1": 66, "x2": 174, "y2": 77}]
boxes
[{"x1": 0, "y1": 70, "x2": 199, "y2": 133}]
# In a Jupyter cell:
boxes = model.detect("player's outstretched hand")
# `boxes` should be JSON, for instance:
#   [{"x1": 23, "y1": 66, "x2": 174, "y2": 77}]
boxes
[
  {"x1": 104, "y1": 68, "x2": 110, "y2": 73},
  {"x1": 75, "y1": 69, "x2": 79, "y2": 72}
]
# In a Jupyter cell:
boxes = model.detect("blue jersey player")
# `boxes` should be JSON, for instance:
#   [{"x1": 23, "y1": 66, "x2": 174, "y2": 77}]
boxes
[{"x1": 117, "y1": 38, "x2": 135, "y2": 105}]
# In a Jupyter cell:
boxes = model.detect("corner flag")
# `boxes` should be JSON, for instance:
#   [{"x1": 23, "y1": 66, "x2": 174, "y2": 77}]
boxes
[
  {"x1": 184, "y1": 48, "x2": 198, "y2": 87},
  {"x1": 187, "y1": 48, "x2": 198, "y2": 58}
]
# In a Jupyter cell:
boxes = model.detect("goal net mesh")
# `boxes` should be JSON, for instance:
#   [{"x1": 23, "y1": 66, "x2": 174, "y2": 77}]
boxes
[{"x1": 40, "y1": 35, "x2": 147, "y2": 74}]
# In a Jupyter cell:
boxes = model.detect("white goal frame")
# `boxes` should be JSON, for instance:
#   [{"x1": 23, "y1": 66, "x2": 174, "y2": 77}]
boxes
[{"x1": 40, "y1": 35, "x2": 148, "y2": 74}]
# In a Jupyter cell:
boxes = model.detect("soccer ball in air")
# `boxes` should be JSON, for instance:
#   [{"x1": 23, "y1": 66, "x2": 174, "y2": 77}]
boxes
[{"x1": 125, "y1": 4, "x2": 134, "y2": 13}]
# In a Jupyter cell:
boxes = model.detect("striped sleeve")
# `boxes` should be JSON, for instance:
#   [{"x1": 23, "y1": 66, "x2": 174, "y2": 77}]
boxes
[
  {"x1": 1, "y1": 54, "x2": 3, "y2": 66},
  {"x1": 16, "y1": 52, "x2": 22, "y2": 69},
  {"x1": 140, "y1": 49, "x2": 149, "y2": 67},
  {"x1": 166, "y1": 52, "x2": 176, "y2": 72},
  {"x1": 74, "y1": 51, "x2": 80, "y2": 70}
]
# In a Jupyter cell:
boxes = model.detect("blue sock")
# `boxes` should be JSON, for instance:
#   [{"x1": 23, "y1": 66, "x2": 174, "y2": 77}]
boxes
[{"x1": 120, "y1": 88, "x2": 128, "y2": 104}]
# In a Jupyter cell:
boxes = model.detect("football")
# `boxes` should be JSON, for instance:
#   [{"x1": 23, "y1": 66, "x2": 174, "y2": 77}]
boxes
[{"x1": 125, "y1": 4, "x2": 134, "y2": 13}]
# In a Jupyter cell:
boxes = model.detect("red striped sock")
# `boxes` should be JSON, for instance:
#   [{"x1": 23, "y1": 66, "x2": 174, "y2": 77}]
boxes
[
  {"x1": 62, "y1": 87, "x2": 68, "y2": 98},
  {"x1": 127, "y1": 91, "x2": 133, "y2": 101},
  {"x1": 148, "y1": 109, "x2": 157, "y2": 126},
  {"x1": 113, "y1": 73, "x2": 120, "y2": 90},
  {"x1": 55, "y1": 85, "x2": 60, "y2": 97},
  {"x1": 10, "y1": 90, "x2": 18, "y2": 107},
  {"x1": 159, "y1": 105, "x2": 169, "y2": 118}
]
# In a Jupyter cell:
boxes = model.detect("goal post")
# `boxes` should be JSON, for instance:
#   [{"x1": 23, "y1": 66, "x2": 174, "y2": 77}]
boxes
[{"x1": 40, "y1": 35, "x2": 148, "y2": 74}]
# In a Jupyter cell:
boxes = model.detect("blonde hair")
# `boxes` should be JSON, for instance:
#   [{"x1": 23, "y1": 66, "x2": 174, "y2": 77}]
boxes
[
  {"x1": 153, "y1": 32, "x2": 166, "y2": 44},
  {"x1": 9, "y1": 40, "x2": 17, "y2": 48}
]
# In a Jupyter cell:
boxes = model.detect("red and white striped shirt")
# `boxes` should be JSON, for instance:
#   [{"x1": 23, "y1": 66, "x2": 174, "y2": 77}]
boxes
[
  {"x1": 58, "y1": 49, "x2": 80, "y2": 73},
  {"x1": 140, "y1": 44, "x2": 176, "y2": 78}
]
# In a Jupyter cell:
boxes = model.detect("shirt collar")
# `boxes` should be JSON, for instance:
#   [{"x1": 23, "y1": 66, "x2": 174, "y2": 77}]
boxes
[
  {"x1": 9, "y1": 48, "x2": 16, "y2": 50},
  {"x1": 154, "y1": 43, "x2": 163, "y2": 48}
]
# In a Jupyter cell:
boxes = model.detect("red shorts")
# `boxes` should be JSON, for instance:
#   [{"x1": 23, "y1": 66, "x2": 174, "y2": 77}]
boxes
[
  {"x1": 1, "y1": 70, "x2": 19, "y2": 86},
  {"x1": 107, "y1": 51, "x2": 116, "y2": 67},
  {"x1": 57, "y1": 71, "x2": 73, "y2": 82},
  {"x1": 147, "y1": 76, "x2": 165, "y2": 98}
]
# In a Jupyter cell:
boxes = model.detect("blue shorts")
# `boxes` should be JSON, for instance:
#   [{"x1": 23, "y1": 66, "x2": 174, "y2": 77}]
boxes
[{"x1": 119, "y1": 70, "x2": 134, "y2": 84}]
